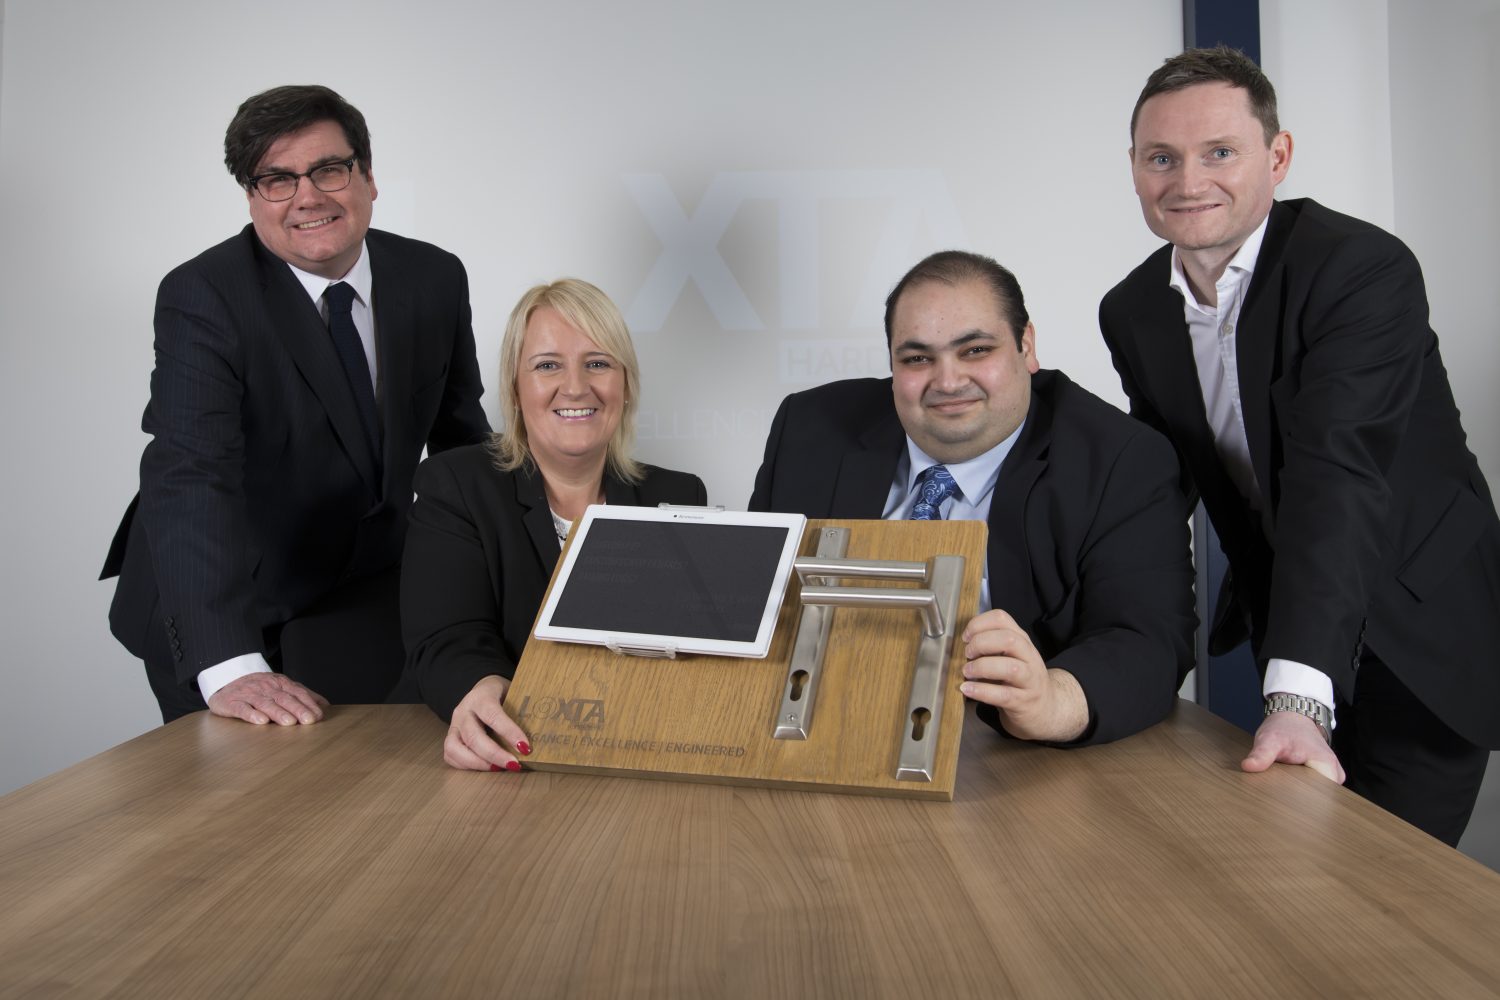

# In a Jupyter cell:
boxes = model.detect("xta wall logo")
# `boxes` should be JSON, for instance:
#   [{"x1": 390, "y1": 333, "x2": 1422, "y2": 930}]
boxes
[{"x1": 624, "y1": 170, "x2": 966, "y2": 333}]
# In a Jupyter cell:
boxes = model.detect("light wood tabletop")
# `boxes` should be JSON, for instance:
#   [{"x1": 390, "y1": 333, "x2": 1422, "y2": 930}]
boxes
[{"x1": 1, "y1": 700, "x2": 1497, "y2": 998}]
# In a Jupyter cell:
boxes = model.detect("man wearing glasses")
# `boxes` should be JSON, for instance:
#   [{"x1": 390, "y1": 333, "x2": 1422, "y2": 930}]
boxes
[{"x1": 102, "y1": 85, "x2": 490, "y2": 726}]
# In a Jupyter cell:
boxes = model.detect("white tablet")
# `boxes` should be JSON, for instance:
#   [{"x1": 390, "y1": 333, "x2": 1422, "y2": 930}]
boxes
[{"x1": 533, "y1": 505, "x2": 807, "y2": 659}]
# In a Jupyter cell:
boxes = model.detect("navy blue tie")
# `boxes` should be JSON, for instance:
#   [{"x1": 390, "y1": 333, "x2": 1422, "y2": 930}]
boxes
[
  {"x1": 909, "y1": 464, "x2": 959, "y2": 520},
  {"x1": 323, "y1": 281, "x2": 381, "y2": 470}
]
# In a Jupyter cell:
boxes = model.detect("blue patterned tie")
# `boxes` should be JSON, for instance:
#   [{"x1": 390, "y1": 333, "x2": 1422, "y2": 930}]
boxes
[
  {"x1": 908, "y1": 464, "x2": 959, "y2": 520},
  {"x1": 324, "y1": 281, "x2": 382, "y2": 471}
]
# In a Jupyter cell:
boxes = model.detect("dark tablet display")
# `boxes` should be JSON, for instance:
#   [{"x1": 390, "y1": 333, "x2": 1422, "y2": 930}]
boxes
[{"x1": 534, "y1": 506, "x2": 807, "y2": 658}]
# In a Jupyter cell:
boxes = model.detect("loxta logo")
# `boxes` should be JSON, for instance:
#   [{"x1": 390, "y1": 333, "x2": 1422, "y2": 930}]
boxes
[{"x1": 513, "y1": 695, "x2": 606, "y2": 729}]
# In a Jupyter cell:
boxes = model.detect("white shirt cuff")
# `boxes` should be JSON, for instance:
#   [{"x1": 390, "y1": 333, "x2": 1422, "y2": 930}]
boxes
[
  {"x1": 197, "y1": 653, "x2": 273, "y2": 703},
  {"x1": 1263, "y1": 658, "x2": 1337, "y2": 730}
]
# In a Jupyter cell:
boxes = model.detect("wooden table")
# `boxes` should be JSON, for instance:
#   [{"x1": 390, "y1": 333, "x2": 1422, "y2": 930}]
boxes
[{"x1": 2, "y1": 702, "x2": 1497, "y2": 998}]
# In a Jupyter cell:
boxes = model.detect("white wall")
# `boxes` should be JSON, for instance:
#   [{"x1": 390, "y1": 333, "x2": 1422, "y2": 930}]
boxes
[
  {"x1": 0, "y1": 0, "x2": 1178, "y2": 794},
  {"x1": 1262, "y1": 0, "x2": 1396, "y2": 228},
  {"x1": 1, "y1": 0, "x2": 1497, "y2": 865},
  {"x1": 1385, "y1": 0, "x2": 1500, "y2": 869},
  {"x1": 1265, "y1": 0, "x2": 1500, "y2": 865}
]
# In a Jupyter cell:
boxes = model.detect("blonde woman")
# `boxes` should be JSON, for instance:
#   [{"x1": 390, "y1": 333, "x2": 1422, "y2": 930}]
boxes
[{"x1": 400, "y1": 279, "x2": 705, "y2": 771}]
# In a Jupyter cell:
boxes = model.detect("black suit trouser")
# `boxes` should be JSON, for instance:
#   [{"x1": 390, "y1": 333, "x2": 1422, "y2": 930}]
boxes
[
  {"x1": 1333, "y1": 649, "x2": 1489, "y2": 847},
  {"x1": 142, "y1": 568, "x2": 407, "y2": 723}
]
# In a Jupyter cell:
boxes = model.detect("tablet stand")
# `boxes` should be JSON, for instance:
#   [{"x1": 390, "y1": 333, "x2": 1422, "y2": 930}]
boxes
[{"x1": 506, "y1": 518, "x2": 986, "y2": 799}]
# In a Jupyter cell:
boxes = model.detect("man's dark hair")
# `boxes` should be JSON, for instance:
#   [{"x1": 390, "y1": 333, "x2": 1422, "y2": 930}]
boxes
[
  {"x1": 883, "y1": 250, "x2": 1030, "y2": 350},
  {"x1": 224, "y1": 85, "x2": 372, "y2": 188},
  {"x1": 1130, "y1": 45, "x2": 1280, "y2": 144}
]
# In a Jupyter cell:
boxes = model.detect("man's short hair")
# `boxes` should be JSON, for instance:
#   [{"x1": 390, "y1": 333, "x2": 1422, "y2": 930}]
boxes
[
  {"x1": 224, "y1": 85, "x2": 373, "y2": 188},
  {"x1": 1130, "y1": 45, "x2": 1280, "y2": 144},
  {"x1": 883, "y1": 250, "x2": 1030, "y2": 350}
]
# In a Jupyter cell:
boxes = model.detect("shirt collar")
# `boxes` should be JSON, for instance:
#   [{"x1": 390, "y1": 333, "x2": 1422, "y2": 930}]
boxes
[
  {"x1": 902, "y1": 418, "x2": 1026, "y2": 503},
  {"x1": 286, "y1": 240, "x2": 372, "y2": 308},
  {"x1": 1167, "y1": 211, "x2": 1271, "y2": 308}
]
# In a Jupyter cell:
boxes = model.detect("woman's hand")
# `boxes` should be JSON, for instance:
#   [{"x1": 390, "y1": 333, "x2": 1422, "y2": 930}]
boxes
[{"x1": 444, "y1": 675, "x2": 533, "y2": 772}]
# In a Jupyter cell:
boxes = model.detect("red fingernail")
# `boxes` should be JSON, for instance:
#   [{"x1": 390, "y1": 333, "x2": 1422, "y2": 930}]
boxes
[
  {"x1": 516, "y1": 741, "x2": 532, "y2": 756},
  {"x1": 505, "y1": 761, "x2": 522, "y2": 773},
  {"x1": 489, "y1": 763, "x2": 502, "y2": 772}
]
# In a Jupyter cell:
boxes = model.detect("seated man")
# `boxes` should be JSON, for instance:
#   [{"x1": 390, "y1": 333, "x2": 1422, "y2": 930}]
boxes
[{"x1": 750, "y1": 251, "x2": 1194, "y2": 744}]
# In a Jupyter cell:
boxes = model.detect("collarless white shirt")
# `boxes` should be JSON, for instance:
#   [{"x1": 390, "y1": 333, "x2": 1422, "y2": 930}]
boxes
[
  {"x1": 1170, "y1": 216, "x2": 1267, "y2": 516},
  {"x1": 882, "y1": 420, "x2": 1026, "y2": 613},
  {"x1": 1169, "y1": 215, "x2": 1335, "y2": 719}
]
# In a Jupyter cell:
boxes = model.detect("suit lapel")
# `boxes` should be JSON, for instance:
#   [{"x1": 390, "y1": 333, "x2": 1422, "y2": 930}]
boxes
[
  {"x1": 514, "y1": 464, "x2": 562, "y2": 568},
  {"x1": 1125, "y1": 246, "x2": 1267, "y2": 552},
  {"x1": 1128, "y1": 258, "x2": 1218, "y2": 456},
  {"x1": 254, "y1": 233, "x2": 381, "y2": 496},
  {"x1": 1124, "y1": 258, "x2": 1250, "y2": 509},
  {"x1": 1236, "y1": 201, "x2": 1295, "y2": 510},
  {"x1": 985, "y1": 385, "x2": 1047, "y2": 625},
  {"x1": 603, "y1": 473, "x2": 646, "y2": 507},
  {"x1": 832, "y1": 410, "x2": 904, "y2": 517},
  {"x1": 368, "y1": 232, "x2": 415, "y2": 498}
]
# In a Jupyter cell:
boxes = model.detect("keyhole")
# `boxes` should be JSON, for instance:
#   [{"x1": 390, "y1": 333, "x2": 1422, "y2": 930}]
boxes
[
  {"x1": 788, "y1": 670, "x2": 809, "y2": 702},
  {"x1": 910, "y1": 706, "x2": 932, "y2": 741}
]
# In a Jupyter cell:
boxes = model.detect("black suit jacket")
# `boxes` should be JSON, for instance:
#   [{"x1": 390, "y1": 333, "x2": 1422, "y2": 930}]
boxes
[
  {"x1": 400, "y1": 444, "x2": 708, "y2": 722},
  {"x1": 102, "y1": 225, "x2": 491, "y2": 683},
  {"x1": 748, "y1": 370, "x2": 1195, "y2": 745},
  {"x1": 1100, "y1": 198, "x2": 1500, "y2": 748}
]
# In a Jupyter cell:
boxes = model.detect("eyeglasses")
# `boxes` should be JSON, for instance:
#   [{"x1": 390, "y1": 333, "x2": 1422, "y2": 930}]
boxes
[{"x1": 247, "y1": 158, "x2": 357, "y2": 202}]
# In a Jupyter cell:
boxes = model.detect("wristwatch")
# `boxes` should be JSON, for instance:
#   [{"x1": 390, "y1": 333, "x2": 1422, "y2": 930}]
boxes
[{"x1": 1264, "y1": 692, "x2": 1332, "y2": 744}]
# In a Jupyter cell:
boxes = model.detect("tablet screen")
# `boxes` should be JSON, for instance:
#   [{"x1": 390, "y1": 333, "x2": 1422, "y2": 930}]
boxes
[{"x1": 534, "y1": 506, "x2": 806, "y2": 658}]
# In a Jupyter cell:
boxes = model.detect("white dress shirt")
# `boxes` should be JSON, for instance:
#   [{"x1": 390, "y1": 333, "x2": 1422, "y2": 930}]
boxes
[
  {"x1": 881, "y1": 422, "x2": 1025, "y2": 613},
  {"x1": 1169, "y1": 218, "x2": 1336, "y2": 722},
  {"x1": 197, "y1": 242, "x2": 375, "y2": 702}
]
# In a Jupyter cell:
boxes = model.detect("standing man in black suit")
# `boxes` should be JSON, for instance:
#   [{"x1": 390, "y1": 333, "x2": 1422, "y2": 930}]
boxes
[
  {"x1": 101, "y1": 85, "x2": 491, "y2": 726},
  {"x1": 751, "y1": 251, "x2": 1195, "y2": 746},
  {"x1": 1100, "y1": 47, "x2": 1500, "y2": 844}
]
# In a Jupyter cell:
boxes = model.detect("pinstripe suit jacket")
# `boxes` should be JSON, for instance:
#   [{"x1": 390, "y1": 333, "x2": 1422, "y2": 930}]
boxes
[{"x1": 102, "y1": 225, "x2": 490, "y2": 683}]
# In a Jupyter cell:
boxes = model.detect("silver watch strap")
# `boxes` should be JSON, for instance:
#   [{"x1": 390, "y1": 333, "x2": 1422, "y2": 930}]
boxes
[{"x1": 1264, "y1": 692, "x2": 1332, "y2": 743}]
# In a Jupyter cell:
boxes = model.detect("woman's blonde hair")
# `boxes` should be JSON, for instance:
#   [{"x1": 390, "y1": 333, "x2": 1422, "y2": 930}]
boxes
[{"x1": 489, "y1": 278, "x2": 643, "y2": 483}]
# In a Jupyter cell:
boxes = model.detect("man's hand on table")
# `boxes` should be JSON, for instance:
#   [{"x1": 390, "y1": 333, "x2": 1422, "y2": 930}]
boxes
[
  {"x1": 960, "y1": 608, "x2": 1089, "y2": 743},
  {"x1": 207, "y1": 673, "x2": 328, "y2": 726},
  {"x1": 1241, "y1": 710, "x2": 1346, "y2": 783}
]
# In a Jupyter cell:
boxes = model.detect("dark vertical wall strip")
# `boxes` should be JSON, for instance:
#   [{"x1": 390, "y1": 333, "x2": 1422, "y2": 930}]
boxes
[
  {"x1": 1184, "y1": 0, "x2": 1261, "y2": 63},
  {"x1": 1183, "y1": 0, "x2": 1262, "y2": 731}
]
